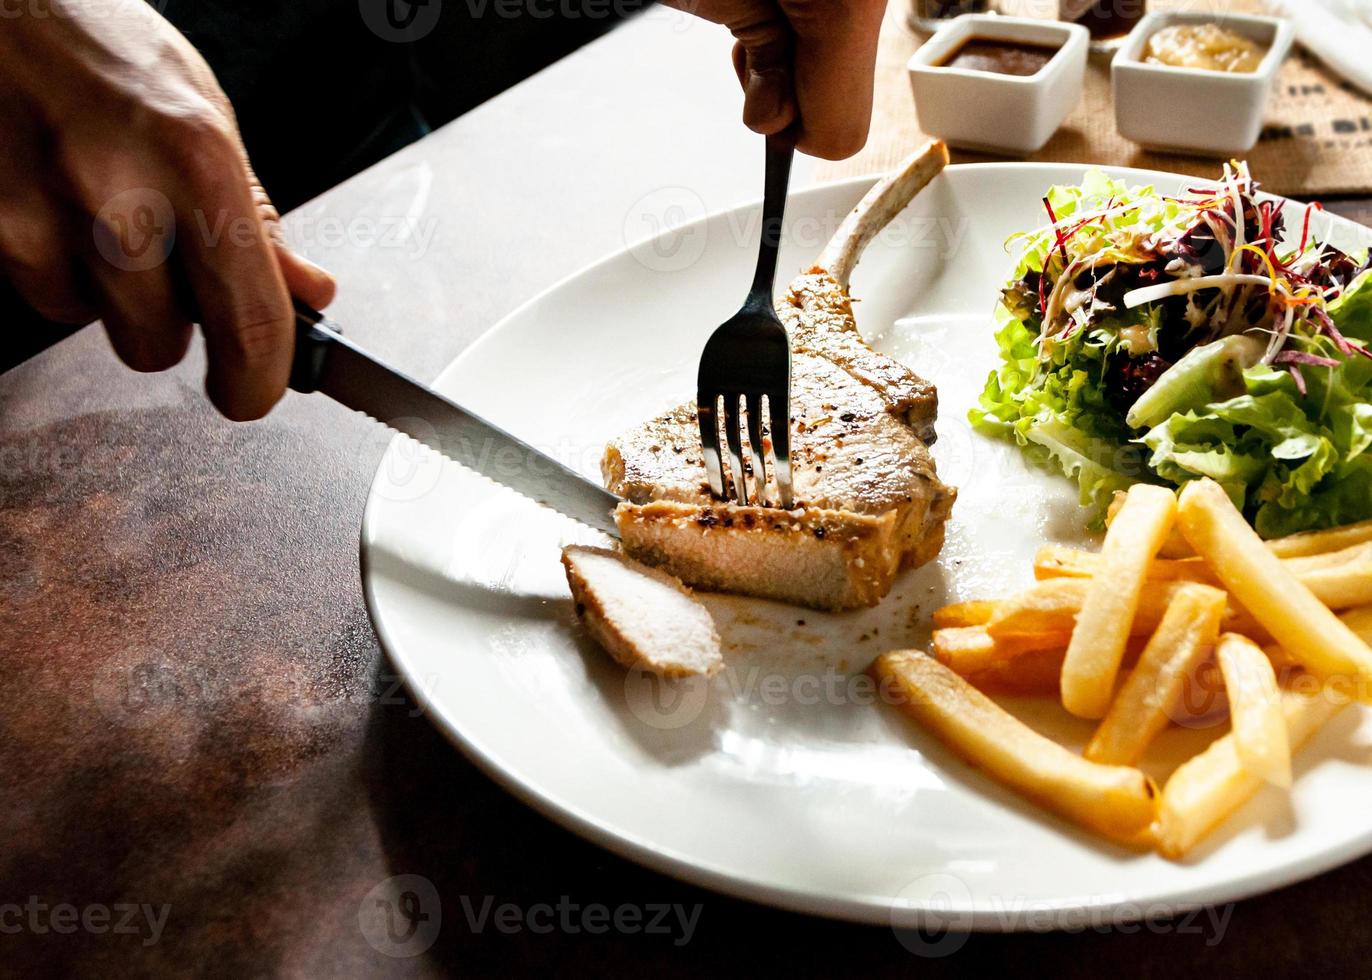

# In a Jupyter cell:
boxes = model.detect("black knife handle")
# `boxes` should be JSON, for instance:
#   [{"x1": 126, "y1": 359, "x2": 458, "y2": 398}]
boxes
[{"x1": 290, "y1": 300, "x2": 341, "y2": 394}]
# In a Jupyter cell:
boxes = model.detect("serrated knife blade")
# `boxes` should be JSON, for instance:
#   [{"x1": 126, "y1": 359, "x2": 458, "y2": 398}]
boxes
[{"x1": 290, "y1": 304, "x2": 621, "y2": 537}]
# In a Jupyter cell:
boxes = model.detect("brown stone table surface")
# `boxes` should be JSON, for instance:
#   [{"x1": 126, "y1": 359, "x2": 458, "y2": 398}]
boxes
[{"x1": 4, "y1": 13, "x2": 1372, "y2": 979}]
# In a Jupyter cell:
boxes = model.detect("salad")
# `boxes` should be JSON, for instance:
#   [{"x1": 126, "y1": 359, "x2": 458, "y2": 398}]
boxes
[{"x1": 972, "y1": 164, "x2": 1372, "y2": 537}]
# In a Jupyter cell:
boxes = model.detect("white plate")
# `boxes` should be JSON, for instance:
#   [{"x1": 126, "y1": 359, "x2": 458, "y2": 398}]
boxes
[{"x1": 361, "y1": 163, "x2": 1372, "y2": 930}]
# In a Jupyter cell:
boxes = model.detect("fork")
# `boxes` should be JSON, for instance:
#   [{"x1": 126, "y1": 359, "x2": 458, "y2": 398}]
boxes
[{"x1": 696, "y1": 133, "x2": 795, "y2": 509}]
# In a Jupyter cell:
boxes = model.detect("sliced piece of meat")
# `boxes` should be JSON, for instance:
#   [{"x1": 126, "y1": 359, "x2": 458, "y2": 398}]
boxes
[
  {"x1": 603, "y1": 141, "x2": 956, "y2": 611},
  {"x1": 562, "y1": 545, "x2": 723, "y2": 677}
]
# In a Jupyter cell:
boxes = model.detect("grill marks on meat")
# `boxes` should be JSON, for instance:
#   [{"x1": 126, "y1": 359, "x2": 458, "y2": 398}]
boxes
[
  {"x1": 782, "y1": 271, "x2": 940, "y2": 445},
  {"x1": 602, "y1": 142, "x2": 956, "y2": 610}
]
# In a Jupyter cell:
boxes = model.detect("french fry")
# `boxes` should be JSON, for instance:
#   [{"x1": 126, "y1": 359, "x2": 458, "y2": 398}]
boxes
[
  {"x1": 1176, "y1": 658, "x2": 1229, "y2": 724},
  {"x1": 1034, "y1": 544, "x2": 1215, "y2": 584},
  {"x1": 1112, "y1": 494, "x2": 1372, "y2": 561},
  {"x1": 1108, "y1": 491, "x2": 1193, "y2": 559},
  {"x1": 1154, "y1": 676, "x2": 1350, "y2": 859},
  {"x1": 872, "y1": 650, "x2": 1158, "y2": 843},
  {"x1": 987, "y1": 578, "x2": 1264, "y2": 640},
  {"x1": 931, "y1": 626, "x2": 1069, "y2": 676},
  {"x1": 1341, "y1": 605, "x2": 1372, "y2": 639},
  {"x1": 1178, "y1": 479, "x2": 1372, "y2": 696},
  {"x1": 932, "y1": 599, "x2": 998, "y2": 629},
  {"x1": 1282, "y1": 541, "x2": 1372, "y2": 573},
  {"x1": 1265, "y1": 606, "x2": 1372, "y2": 676},
  {"x1": 1084, "y1": 584, "x2": 1228, "y2": 765},
  {"x1": 1086, "y1": 663, "x2": 1228, "y2": 728},
  {"x1": 964, "y1": 640, "x2": 1157, "y2": 699},
  {"x1": 957, "y1": 637, "x2": 1155, "y2": 697},
  {"x1": 1033, "y1": 544, "x2": 1091, "y2": 579},
  {"x1": 1063, "y1": 485, "x2": 1179, "y2": 719},
  {"x1": 966, "y1": 648, "x2": 1066, "y2": 697},
  {"x1": 1262, "y1": 641, "x2": 1302, "y2": 672},
  {"x1": 986, "y1": 578, "x2": 1091, "y2": 636},
  {"x1": 1215, "y1": 634, "x2": 1291, "y2": 789},
  {"x1": 1292, "y1": 557, "x2": 1372, "y2": 611},
  {"x1": 1034, "y1": 542, "x2": 1372, "y2": 610},
  {"x1": 1267, "y1": 518, "x2": 1372, "y2": 559}
]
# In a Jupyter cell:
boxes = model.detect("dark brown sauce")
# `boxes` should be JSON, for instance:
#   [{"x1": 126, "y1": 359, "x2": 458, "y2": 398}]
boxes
[
  {"x1": 1060, "y1": 0, "x2": 1146, "y2": 40},
  {"x1": 937, "y1": 37, "x2": 1061, "y2": 77}
]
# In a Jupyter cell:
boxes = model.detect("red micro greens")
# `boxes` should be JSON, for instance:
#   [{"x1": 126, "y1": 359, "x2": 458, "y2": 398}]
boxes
[
  {"x1": 1274, "y1": 350, "x2": 1341, "y2": 369},
  {"x1": 1312, "y1": 305, "x2": 1355, "y2": 356},
  {"x1": 1300, "y1": 201, "x2": 1324, "y2": 254},
  {"x1": 1257, "y1": 201, "x2": 1278, "y2": 266},
  {"x1": 1043, "y1": 196, "x2": 1071, "y2": 267}
]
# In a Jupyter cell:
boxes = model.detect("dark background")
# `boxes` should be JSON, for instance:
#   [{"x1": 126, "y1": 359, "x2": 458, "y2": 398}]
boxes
[
  {"x1": 1, "y1": 0, "x2": 646, "y2": 372},
  {"x1": 170, "y1": 0, "x2": 648, "y2": 212}
]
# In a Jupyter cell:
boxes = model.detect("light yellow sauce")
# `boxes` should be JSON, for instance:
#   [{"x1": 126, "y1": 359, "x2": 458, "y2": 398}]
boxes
[
  {"x1": 1144, "y1": 23, "x2": 1267, "y2": 73},
  {"x1": 1119, "y1": 324, "x2": 1157, "y2": 356}
]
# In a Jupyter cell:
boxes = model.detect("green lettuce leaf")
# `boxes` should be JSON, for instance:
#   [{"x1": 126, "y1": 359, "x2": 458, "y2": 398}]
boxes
[
  {"x1": 1328, "y1": 269, "x2": 1372, "y2": 342},
  {"x1": 1139, "y1": 347, "x2": 1371, "y2": 536},
  {"x1": 974, "y1": 171, "x2": 1372, "y2": 537},
  {"x1": 971, "y1": 303, "x2": 1142, "y2": 521}
]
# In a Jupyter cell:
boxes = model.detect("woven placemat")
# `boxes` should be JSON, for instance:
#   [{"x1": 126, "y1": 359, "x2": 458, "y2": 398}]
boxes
[{"x1": 816, "y1": 0, "x2": 1372, "y2": 196}]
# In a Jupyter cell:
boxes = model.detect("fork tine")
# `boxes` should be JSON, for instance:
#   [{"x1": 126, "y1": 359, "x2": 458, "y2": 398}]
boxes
[
  {"x1": 722, "y1": 392, "x2": 750, "y2": 506},
  {"x1": 744, "y1": 393, "x2": 768, "y2": 505},
  {"x1": 694, "y1": 135, "x2": 794, "y2": 511},
  {"x1": 697, "y1": 393, "x2": 726, "y2": 500},
  {"x1": 768, "y1": 391, "x2": 793, "y2": 509}
]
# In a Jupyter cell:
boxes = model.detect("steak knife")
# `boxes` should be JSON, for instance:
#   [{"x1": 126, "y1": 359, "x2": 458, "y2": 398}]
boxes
[{"x1": 290, "y1": 303, "x2": 622, "y2": 537}]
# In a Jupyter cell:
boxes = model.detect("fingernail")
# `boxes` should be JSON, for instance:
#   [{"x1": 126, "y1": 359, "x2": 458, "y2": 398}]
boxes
[{"x1": 743, "y1": 68, "x2": 796, "y2": 134}]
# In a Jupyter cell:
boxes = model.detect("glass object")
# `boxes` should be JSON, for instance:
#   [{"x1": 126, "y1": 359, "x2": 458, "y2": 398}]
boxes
[
  {"x1": 1059, "y1": 0, "x2": 1147, "y2": 51},
  {"x1": 910, "y1": 0, "x2": 992, "y2": 34}
]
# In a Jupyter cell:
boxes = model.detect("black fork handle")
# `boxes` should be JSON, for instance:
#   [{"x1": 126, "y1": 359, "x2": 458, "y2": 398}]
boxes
[{"x1": 747, "y1": 133, "x2": 796, "y2": 308}]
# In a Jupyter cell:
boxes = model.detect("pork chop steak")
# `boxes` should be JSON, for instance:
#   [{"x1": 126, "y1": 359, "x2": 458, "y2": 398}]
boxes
[
  {"x1": 562, "y1": 546, "x2": 723, "y2": 677},
  {"x1": 603, "y1": 142, "x2": 957, "y2": 610}
]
